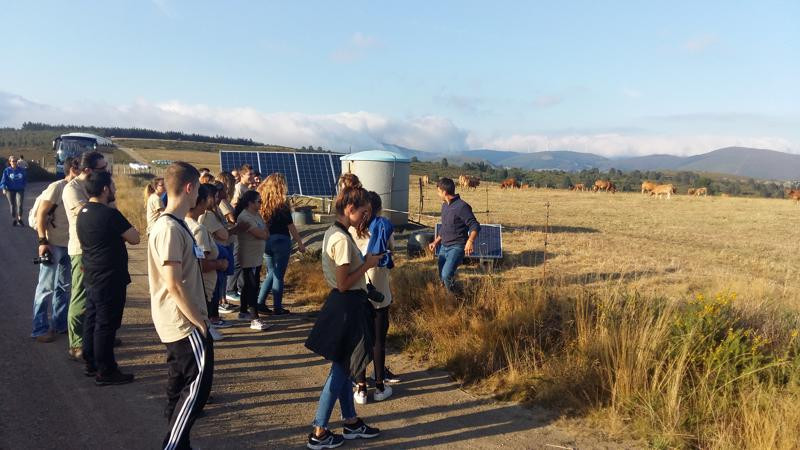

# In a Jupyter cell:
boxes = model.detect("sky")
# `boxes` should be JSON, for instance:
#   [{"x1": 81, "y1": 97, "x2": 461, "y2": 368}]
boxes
[{"x1": 1, "y1": 0, "x2": 799, "y2": 157}]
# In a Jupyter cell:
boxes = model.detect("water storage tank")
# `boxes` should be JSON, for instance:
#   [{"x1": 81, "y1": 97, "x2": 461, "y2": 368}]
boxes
[{"x1": 341, "y1": 150, "x2": 411, "y2": 225}]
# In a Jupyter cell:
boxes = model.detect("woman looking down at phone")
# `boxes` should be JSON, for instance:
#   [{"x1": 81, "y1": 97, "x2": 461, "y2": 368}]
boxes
[
  {"x1": 349, "y1": 191, "x2": 399, "y2": 404},
  {"x1": 303, "y1": 185, "x2": 383, "y2": 449}
]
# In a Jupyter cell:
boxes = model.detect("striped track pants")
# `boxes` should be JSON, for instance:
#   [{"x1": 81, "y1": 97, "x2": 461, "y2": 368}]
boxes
[{"x1": 162, "y1": 328, "x2": 214, "y2": 450}]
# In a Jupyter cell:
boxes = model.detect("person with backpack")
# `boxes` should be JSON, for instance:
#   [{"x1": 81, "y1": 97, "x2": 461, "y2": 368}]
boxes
[
  {"x1": 30, "y1": 157, "x2": 80, "y2": 343},
  {"x1": 1, "y1": 155, "x2": 27, "y2": 226},
  {"x1": 304, "y1": 186, "x2": 383, "y2": 449},
  {"x1": 350, "y1": 191, "x2": 401, "y2": 404}
]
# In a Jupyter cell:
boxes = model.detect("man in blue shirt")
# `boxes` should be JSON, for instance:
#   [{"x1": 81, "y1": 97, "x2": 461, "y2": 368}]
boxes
[{"x1": 428, "y1": 177, "x2": 480, "y2": 292}]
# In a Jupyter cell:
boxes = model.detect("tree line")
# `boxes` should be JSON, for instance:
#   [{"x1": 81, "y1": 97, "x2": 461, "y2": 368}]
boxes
[{"x1": 18, "y1": 122, "x2": 263, "y2": 146}]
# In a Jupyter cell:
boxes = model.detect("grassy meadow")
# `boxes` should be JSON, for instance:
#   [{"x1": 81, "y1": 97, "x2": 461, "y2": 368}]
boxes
[{"x1": 113, "y1": 161, "x2": 800, "y2": 449}]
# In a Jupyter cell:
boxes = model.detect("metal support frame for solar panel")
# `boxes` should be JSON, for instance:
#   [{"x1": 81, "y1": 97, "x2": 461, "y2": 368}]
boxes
[
  {"x1": 434, "y1": 223, "x2": 503, "y2": 260},
  {"x1": 219, "y1": 150, "x2": 343, "y2": 198}
]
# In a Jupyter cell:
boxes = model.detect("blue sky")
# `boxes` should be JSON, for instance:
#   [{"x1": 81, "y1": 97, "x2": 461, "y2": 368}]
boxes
[{"x1": 1, "y1": 0, "x2": 798, "y2": 156}]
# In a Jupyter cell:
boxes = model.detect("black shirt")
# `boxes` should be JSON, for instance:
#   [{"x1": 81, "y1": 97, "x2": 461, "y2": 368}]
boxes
[
  {"x1": 439, "y1": 194, "x2": 481, "y2": 247},
  {"x1": 77, "y1": 202, "x2": 133, "y2": 285},
  {"x1": 268, "y1": 204, "x2": 294, "y2": 236}
]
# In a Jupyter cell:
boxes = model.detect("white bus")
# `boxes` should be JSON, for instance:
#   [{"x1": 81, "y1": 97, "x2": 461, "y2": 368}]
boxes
[{"x1": 53, "y1": 133, "x2": 114, "y2": 177}]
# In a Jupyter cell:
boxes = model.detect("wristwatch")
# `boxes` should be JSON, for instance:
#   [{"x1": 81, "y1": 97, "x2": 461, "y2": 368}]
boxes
[{"x1": 38, "y1": 237, "x2": 49, "y2": 245}]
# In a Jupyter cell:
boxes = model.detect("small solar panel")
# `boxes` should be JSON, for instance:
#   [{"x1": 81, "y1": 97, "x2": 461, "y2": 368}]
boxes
[
  {"x1": 296, "y1": 153, "x2": 338, "y2": 197},
  {"x1": 259, "y1": 152, "x2": 301, "y2": 195},
  {"x1": 220, "y1": 151, "x2": 260, "y2": 173},
  {"x1": 434, "y1": 223, "x2": 503, "y2": 259},
  {"x1": 219, "y1": 150, "x2": 342, "y2": 198}
]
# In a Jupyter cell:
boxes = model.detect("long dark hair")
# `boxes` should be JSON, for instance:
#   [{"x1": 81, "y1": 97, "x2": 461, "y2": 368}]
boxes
[
  {"x1": 234, "y1": 190, "x2": 260, "y2": 219},
  {"x1": 356, "y1": 191, "x2": 382, "y2": 238}
]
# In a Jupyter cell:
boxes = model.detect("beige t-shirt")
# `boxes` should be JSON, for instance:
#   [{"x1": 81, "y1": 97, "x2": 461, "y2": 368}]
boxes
[
  {"x1": 148, "y1": 215, "x2": 208, "y2": 343},
  {"x1": 237, "y1": 209, "x2": 266, "y2": 268},
  {"x1": 40, "y1": 179, "x2": 70, "y2": 247},
  {"x1": 349, "y1": 227, "x2": 394, "y2": 308},
  {"x1": 322, "y1": 225, "x2": 367, "y2": 291},
  {"x1": 232, "y1": 183, "x2": 249, "y2": 206},
  {"x1": 62, "y1": 177, "x2": 90, "y2": 256},
  {"x1": 218, "y1": 199, "x2": 234, "y2": 219},
  {"x1": 146, "y1": 193, "x2": 164, "y2": 234},
  {"x1": 186, "y1": 216, "x2": 219, "y2": 303},
  {"x1": 199, "y1": 210, "x2": 228, "y2": 245}
]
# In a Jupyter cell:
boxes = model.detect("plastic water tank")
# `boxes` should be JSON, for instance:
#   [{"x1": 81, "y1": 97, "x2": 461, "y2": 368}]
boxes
[{"x1": 340, "y1": 150, "x2": 410, "y2": 225}]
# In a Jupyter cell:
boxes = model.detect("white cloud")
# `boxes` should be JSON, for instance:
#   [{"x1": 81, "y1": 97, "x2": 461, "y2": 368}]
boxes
[
  {"x1": 331, "y1": 32, "x2": 380, "y2": 63},
  {"x1": 685, "y1": 34, "x2": 718, "y2": 53},
  {"x1": 532, "y1": 95, "x2": 563, "y2": 108},
  {"x1": 0, "y1": 91, "x2": 795, "y2": 157}
]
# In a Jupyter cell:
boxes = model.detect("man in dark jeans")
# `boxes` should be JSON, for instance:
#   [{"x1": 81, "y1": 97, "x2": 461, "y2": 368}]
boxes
[
  {"x1": 428, "y1": 177, "x2": 480, "y2": 293},
  {"x1": 77, "y1": 171, "x2": 140, "y2": 385}
]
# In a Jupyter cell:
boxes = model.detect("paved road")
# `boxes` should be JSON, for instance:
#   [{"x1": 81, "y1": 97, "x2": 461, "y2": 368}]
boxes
[{"x1": 0, "y1": 183, "x2": 636, "y2": 449}]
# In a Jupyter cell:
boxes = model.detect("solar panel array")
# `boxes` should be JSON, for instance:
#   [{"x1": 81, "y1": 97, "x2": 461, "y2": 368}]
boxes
[
  {"x1": 220, "y1": 150, "x2": 343, "y2": 197},
  {"x1": 434, "y1": 223, "x2": 503, "y2": 259}
]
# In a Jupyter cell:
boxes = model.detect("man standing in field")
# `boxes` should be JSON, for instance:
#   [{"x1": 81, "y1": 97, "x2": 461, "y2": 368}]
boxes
[
  {"x1": 62, "y1": 151, "x2": 109, "y2": 360},
  {"x1": 148, "y1": 162, "x2": 213, "y2": 450},
  {"x1": 428, "y1": 177, "x2": 480, "y2": 293},
  {"x1": 77, "y1": 171, "x2": 140, "y2": 385},
  {"x1": 226, "y1": 163, "x2": 253, "y2": 302}
]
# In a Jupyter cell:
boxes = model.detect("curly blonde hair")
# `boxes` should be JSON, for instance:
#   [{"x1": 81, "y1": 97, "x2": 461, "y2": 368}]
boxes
[{"x1": 258, "y1": 173, "x2": 290, "y2": 224}]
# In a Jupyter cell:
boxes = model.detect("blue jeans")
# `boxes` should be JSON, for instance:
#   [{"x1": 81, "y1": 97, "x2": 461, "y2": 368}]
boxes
[
  {"x1": 31, "y1": 245, "x2": 71, "y2": 337},
  {"x1": 257, "y1": 234, "x2": 291, "y2": 310},
  {"x1": 312, "y1": 361, "x2": 357, "y2": 428},
  {"x1": 437, "y1": 244, "x2": 465, "y2": 292}
]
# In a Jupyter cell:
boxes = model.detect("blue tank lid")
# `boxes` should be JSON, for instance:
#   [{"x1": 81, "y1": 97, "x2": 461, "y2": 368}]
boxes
[{"x1": 340, "y1": 150, "x2": 411, "y2": 163}]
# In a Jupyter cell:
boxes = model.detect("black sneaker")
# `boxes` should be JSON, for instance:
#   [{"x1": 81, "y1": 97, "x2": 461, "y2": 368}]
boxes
[
  {"x1": 307, "y1": 429, "x2": 344, "y2": 449},
  {"x1": 95, "y1": 370, "x2": 134, "y2": 386},
  {"x1": 342, "y1": 418, "x2": 380, "y2": 440},
  {"x1": 273, "y1": 307, "x2": 291, "y2": 315},
  {"x1": 84, "y1": 365, "x2": 97, "y2": 377},
  {"x1": 256, "y1": 304, "x2": 274, "y2": 315},
  {"x1": 384, "y1": 368, "x2": 401, "y2": 383}
]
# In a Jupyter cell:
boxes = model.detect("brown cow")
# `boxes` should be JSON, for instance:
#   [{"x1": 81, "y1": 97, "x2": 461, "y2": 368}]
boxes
[
  {"x1": 785, "y1": 188, "x2": 800, "y2": 204},
  {"x1": 571, "y1": 183, "x2": 586, "y2": 191},
  {"x1": 687, "y1": 188, "x2": 696, "y2": 195},
  {"x1": 500, "y1": 178, "x2": 520, "y2": 189},
  {"x1": 650, "y1": 184, "x2": 676, "y2": 199},
  {"x1": 466, "y1": 176, "x2": 480, "y2": 190},
  {"x1": 694, "y1": 187, "x2": 708, "y2": 196},
  {"x1": 641, "y1": 181, "x2": 657, "y2": 195},
  {"x1": 520, "y1": 183, "x2": 530, "y2": 189},
  {"x1": 593, "y1": 180, "x2": 616, "y2": 193}
]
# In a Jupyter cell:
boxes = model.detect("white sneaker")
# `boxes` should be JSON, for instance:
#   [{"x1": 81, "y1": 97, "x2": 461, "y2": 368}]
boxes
[
  {"x1": 373, "y1": 385, "x2": 393, "y2": 402},
  {"x1": 250, "y1": 319, "x2": 272, "y2": 331},
  {"x1": 208, "y1": 327, "x2": 224, "y2": 341},
  {"x1": 354, "y1": 388, "x2": 367, "y2": 405}
]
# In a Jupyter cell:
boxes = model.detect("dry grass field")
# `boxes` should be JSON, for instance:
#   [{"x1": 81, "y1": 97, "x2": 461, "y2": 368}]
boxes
[
  {"x1": 114, "y1": 161, "x2": 800, "y2": 449},
  {"x1": 127, "y1": 148, "x2": 222, "y2": 173}
]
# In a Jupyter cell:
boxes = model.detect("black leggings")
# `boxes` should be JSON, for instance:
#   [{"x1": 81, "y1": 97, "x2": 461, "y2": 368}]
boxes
[
  {"x1": 357, "y1": 306, "x2": 389, "y2": 384},
  {"x1": 240, "y1": 266, "x2": 261, "y2": 315}
]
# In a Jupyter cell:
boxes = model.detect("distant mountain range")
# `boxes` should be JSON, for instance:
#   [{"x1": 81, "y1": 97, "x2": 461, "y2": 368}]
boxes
[{"x1": 382, "y1": 144, "x2": 800, "y2": 181}]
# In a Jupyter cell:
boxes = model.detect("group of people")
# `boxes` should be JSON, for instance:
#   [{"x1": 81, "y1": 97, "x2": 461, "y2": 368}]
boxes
[{"x1": 22, "y1": 150, "x2": 481, "y2": 449}]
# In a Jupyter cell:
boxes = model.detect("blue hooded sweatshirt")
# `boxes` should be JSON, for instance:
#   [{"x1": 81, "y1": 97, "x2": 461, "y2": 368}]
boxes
[
  {"x1": 365, "y1": 216, "x2": 394, "y2": 268},
  {"x1": 0, "y1": 166, "x2": 26, "y2": 191}
]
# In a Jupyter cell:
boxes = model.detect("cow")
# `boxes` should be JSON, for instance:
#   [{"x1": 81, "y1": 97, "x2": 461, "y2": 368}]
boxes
[
  {"x1": 641, "y1": 181, "x2": 657, "y2": 195},
  {"x1": 593, "y1": 180, "x2": 616, "y2": 193},
  {"x1": 694, "y1": 187, "x2": 708, "y2": 196},
  {"x1": 687, "y1": 188, "x2": 696, "y2": 196},
  {"x1": 421, "y1": 175, "x2": 430, "y2": 185},
  {"x1": 571, "y1": 183, "x2": 586, "y2": 192},
  {"x1": 785, "y1": 188, "x2": 800, "y2": 204},
  {"x1": 458, "y1": 174, "x2": 468, "y2": 188},
  {"x1": 650, "y1": 184, "x2": 676, "y2": 199},
  {"x1": 500, "y1": 178, "x2": 520, "y2": 189},
  {"x1": 520, "y1": 183, "x2": 530, "y2": 189},
  {"x1": 465, "y1": 176, "x2": 480, "y2": 190}
]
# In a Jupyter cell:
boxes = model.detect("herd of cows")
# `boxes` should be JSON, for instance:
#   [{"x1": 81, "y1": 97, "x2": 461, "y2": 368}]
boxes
[{"x1": 418, "y1": 174, "x2": 800, "y2": 203}]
